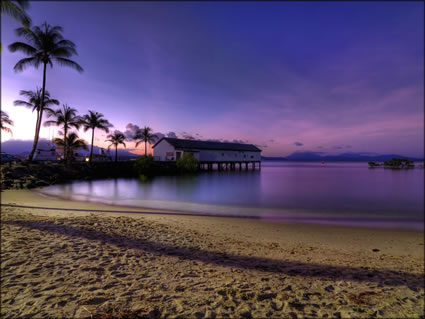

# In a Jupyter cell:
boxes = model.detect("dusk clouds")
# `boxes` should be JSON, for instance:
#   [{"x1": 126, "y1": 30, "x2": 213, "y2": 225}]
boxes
[{"x1": 1, "y1": 2, "x2": 423, "y2": 157}]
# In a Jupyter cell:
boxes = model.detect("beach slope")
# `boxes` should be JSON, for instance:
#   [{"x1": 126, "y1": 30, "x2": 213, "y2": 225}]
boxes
[{"x1": 1, "y1": 190, "x2": 424, "y2": 318}]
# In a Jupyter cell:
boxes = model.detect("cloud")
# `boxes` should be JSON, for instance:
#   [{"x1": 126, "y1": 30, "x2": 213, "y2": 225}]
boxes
[
  {"x1": 153, "y1": 132, "x2": 164, "y2": 142},
  {"x1": 232, "y1": 139, "x2": 247, "y2": 144},
  {"x1": 294, "y1": 142, "x2": 303, "y2": 146},
  {"x1": 345, "y1": 145, "x2": 352, "y2": 148},
  {"x1": 179, "y1": 131, "x2": 204, "y2": 140},
  {"x1": 123, "y1": 123, "x2": 141, "y2": 141},
  {"x1": 333, "y1": 145, "x2": 343, "y2": 149}
]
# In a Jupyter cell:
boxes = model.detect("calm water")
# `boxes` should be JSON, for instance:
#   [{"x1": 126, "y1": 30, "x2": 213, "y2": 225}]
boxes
[{"x1": 39, "y1": 162, "x2": 424, "y2": 230}]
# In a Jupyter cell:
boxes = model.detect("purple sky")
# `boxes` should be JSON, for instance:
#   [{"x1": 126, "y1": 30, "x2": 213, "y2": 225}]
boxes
[{"x1": 1, "y1": 2, "x2": 424, "y2": 157}]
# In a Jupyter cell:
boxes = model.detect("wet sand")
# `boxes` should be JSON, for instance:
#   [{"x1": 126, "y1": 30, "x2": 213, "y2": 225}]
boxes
[{"x1": 1, "y1": 189, "x2": 424, "y2": 318}]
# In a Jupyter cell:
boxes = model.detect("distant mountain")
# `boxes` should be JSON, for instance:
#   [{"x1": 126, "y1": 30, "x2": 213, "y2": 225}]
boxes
[
  {"x1": 261, "y1": 156, "x2": 288, "y2": 161},
  {"x1": 282, "y1": 151, "x2": 424, "y2": 162},
  {"x1": 1, "y1": 139, "x2": 139, "y2": 159}
]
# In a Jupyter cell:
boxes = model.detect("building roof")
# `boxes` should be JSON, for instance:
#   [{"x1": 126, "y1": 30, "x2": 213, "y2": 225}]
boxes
[{"x1": 153, "y1": 138, "x2": 262, "y2": 152}]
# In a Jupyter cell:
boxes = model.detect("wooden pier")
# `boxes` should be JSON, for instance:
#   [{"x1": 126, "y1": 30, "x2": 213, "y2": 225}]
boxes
[{"x1": 198, "y1": 161, "x2": 261, "y2": 171}]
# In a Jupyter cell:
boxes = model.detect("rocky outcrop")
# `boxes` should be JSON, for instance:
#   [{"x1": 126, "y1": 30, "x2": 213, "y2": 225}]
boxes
[{"x1": 0, "y1": 161, "x2": 136, "y2": 190}]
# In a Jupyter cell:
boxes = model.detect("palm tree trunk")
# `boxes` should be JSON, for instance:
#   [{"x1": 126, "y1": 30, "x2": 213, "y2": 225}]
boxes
[
  {"x1": 27, "y1": 62, "x2": 47, "y2": 161},
  {"x1": 89, "y1": 128, "x2": 94, "y2": 163},
  {"x1": 115, "y1": 145, "x2": 118, "y2": 162},
  {"x1": 145, "y1": 141, "x2": 147, "y2": 156},
  {"x1": 64, "y1": 125, "x2": 68, "y2": 165},
  {"x1": 27, "y1": 111, "x2": 40, "y2": 160}
]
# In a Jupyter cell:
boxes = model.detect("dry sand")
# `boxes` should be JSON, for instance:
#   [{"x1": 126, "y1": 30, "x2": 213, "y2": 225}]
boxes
[{"x1": 1, "y1": 189, "x2": 424, "y2": 318}]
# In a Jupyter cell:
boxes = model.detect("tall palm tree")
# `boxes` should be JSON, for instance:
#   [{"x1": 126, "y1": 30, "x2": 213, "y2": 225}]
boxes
[
  {"x1": 106, "y1": 131, "x2": 126, "y2": 162},
  {"x1": 53, "y1": 132, "x2": 87, "y2": 163},
  {"x1": 14, "y1": 88, "x2": 59, "y2": 155},
  {"x1": 8, "y1": 22, "x2": 83, "y2": 161},
  {"x1": 0, "y1": 0, "x2": 31, "y2": 51},
  {"x1": 44, "y1": 104, "x2": 81, "y2": 162},
  {"x1": 80, "y1": 111, "x2": 112, "y2": 163},
  {"x1": 135, "y1": 126, "x2": 158, "y2": 156},
  {"x1": 0, "y1": 111, "x2": 14, "y2": 135}
]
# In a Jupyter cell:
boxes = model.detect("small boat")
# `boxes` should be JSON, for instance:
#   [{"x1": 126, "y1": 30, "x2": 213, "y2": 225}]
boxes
[{"x1": 321, "y1": 160, "x2": 325, "y2": 165}]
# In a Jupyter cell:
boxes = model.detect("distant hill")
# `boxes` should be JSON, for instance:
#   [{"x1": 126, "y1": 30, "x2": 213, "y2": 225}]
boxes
[
  {"x1": 261, "y1": 156, "x2": 288, "y2": 161},
  {"x1": 263, "y1": 151, "x2": 423, "y2": 162},
  {"x1": 1, "y1": 139, "x2": 139, "y2": 159}
]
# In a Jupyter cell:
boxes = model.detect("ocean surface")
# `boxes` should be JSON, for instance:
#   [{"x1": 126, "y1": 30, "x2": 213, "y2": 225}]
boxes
[{"x1": 38, "y1": 161, "x2": 424, "y2": 230}]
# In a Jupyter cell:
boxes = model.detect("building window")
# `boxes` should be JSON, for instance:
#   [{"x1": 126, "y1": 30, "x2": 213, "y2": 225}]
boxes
[
  {"x1": 222, "y1": 153, "x2": 224, "y2": 156},
  {"x1": 244, "y1": 155, "x2": 246, "y2": 158},
  {"x1": 251, "y1": 155, "x2": 254, "y2": 158}
]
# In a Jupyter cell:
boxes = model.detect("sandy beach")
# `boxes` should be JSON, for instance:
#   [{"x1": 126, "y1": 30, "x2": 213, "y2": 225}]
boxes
[{"x1": 1, "y1": 189, "x2": 424, "y2": 318}]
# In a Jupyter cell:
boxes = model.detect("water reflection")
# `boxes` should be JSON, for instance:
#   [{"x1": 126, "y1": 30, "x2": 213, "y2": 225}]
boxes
[{"x1": 40, "y1": 162, "x2": 424, "y2": 229}]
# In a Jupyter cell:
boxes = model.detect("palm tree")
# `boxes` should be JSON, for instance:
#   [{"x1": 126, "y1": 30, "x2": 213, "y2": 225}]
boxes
[
  {"x1": 0, "y1": 0, "x2": 31, "y2": 51},
  {"x1": 135, "y1": 126, "x2": 158, "y2": 156},
  {"x1": 106, "y1": 131, "x2": 126, "y2": 162},
  {"x1": 80, "y1": 111, "x2": 112, "y2": 163},
  {"x1": 44, "y1": 104, "x2": 81, "y2": 162},
  {"x1": 0, "y1": 111, "x2": 14, "y2": 135},
  {"x1": 14, "y1": 88, "x2": 59, "y2": 155},
  {"x1": 8, "y1": 22, "x2": 83, "y2": 161},
  {"x1": 53, "y1": 132, "x2": 87, "y2": 163}
]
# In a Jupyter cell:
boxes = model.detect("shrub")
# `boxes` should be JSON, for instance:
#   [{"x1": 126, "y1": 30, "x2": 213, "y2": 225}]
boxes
[
  {"x1": 134, "y1": 155, "x2": 155, "y2": 175},
  {"x1": 176, "y1": 153, "x2": 199, "y2": 173}
]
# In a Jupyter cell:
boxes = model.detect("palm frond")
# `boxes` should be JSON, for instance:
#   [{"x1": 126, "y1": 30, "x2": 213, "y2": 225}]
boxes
[
  {"x1": 1, "y1": 0, "x2": 31, "y2": 26},
  {"x1": 13, "y1": 99, "x2": 33, "y2": 108},
  {"x1": 8, "y1": 41, "x2": 36, "y2": 55},
  {"x1": 51, "y1": 46, "x2": 78, "y2": 58},
  {"x1": 13, "y1": 56, "x2": 39, "y2": 71},
  {"x1": 44, "y1": 98, "x2": 60, "y2": 107},
  {"x1": 10, "y1": 22, "x2": 83, "y2": 76},
  {"x1": 54, "y1": 57, "x2": 83, "y2": 73},
  {"x1": 43, "y1": 120, "x2": 57, "y2": 127},
  {"x1": 56, "y1": 39, "x2": 76, "y2": 48},
  {"x1": 1, "y1": 111, "x2": 14, "y2": 135}
]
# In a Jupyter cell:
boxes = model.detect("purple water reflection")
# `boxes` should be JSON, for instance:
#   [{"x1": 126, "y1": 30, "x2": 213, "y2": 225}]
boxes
[{"x1": 39, "y1": 162, "x2": 424, "y2": 230}]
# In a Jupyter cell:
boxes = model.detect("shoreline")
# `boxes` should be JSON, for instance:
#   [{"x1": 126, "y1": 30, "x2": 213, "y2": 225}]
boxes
[
  {"x1": 34, "y1": 187, "x2": 425, "y2": 231},
  {"x1": 1, "y1": 189, "x2": 424, "y2": 318},
  {"x1": 1, "y1": 188, "x2": 423, "y2": 259}
]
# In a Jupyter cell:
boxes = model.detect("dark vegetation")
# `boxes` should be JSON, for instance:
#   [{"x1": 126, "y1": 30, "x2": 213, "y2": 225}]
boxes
[
  {"x1": 135, "y1": 154, "x2": 199, "y2": 177},
  {"x1": 1, "y1": 161, "x2": 135, "y2": 190},
  {"x1": 368, "y1": 158, "x2": 416, "y2": 168},
  {"x1": 1, "y1": 155, "x2": 201, "y2": 190}
]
